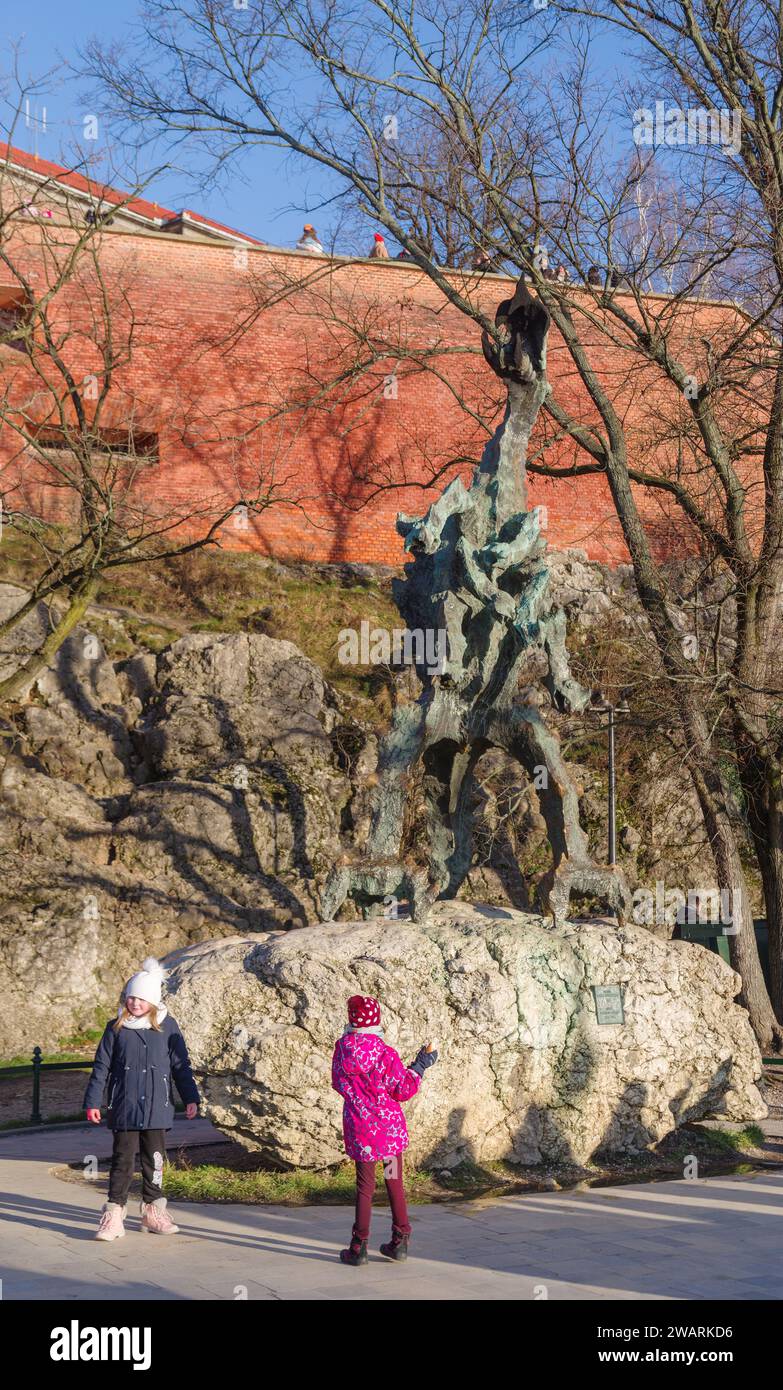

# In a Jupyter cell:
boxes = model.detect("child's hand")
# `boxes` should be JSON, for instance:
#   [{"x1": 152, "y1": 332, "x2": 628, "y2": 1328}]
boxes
[
  {"x1": 185, "y1": 1103, "x2": 198, "y2": 1119},
  {"x1": 409, "y1": 1046, "x2": 438, "y2": 1076},
  {"x1": 86, "y1": 1108, "x2": 101, "y2": 1125}
]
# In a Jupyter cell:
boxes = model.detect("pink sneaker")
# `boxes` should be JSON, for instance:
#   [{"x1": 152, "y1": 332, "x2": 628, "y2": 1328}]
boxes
[
  {"x1": 95, "y1": 1202, "x2": 126, "y2": 1241},
  {"x1": 140, "y1": 1197, "x2": 180, "y2": 1235}
]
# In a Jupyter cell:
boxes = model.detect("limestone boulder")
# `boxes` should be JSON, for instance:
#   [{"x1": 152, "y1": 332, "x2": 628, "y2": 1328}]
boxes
[
  {"x1": 0, "y1": 622, "x2": 364, "y2": 1054},
  {"x1": 139, "y1": 631, "x2": 339, "y2": 774},
  {"x1": 0, "y1": 746, "x2": 335, "y2": 1054},
  {"x1": 0, "y1": 847, "x2": 233, "y2": 1057},
  {"x1": 112, "y1": 778, "x2": 317, "y2": 929},
  {"x1": 128, "y1": 632, "x2": 351, "y2": 919},
  {"x1": 0, "y1": 760, "x2": 112, "y2": 867},
  {"x1": 547, "y1": 550, "x2": 637, "y2": 628},
  {"x1": 164, "y1": 901, "x2": 766, "y2": 1170},
  {"x1": 0, "y1": 584, "x2": 135, "y2": 793},
  {"x1": 0, "y1": 584, "x2": 56, "y2": 685}
]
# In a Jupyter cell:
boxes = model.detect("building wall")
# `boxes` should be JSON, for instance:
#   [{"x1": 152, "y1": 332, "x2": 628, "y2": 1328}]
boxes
[{"x1": 1, "y1": 226, "x2": 741, "y2": 568}]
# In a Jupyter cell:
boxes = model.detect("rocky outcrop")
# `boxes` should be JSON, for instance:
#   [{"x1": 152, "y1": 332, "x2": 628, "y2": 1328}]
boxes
[
  {"x1": 547, "y1": 549, "x2": 637, "y2": 628},
  {"x1": 0, "y1": 559, "x2": 763, "y2": 1058},
  {"x1": 0, "y1": 585, "x2": 135, "y2": 795},
  {"x1": 112, "y1": 633, "x2": 350, "y2": 929},
  {"x1": 164, "y1": 902, "x2": 766, "y2": 1170},
  {"x1": 0, "y1": 607, "x2": 355, "y2": 1054},
  {"x1": 139, "y1": 633, "x2": 340, "y2": 783}
]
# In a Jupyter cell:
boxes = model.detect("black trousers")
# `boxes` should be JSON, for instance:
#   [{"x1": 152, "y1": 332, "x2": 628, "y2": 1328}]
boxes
[{"x1": 108, "y1": 1129, "x2": 167, "y2": 1204}]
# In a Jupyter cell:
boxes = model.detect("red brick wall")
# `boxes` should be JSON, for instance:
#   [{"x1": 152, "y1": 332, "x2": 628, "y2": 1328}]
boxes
[{"x1": 0, "y1": 227, "x2": 749, "y2": 567}]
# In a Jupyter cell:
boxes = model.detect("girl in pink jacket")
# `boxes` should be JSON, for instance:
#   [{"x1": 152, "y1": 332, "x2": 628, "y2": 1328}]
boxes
[{"x1": 331, "y1": 994, "x2": 438, "y2": 1266}]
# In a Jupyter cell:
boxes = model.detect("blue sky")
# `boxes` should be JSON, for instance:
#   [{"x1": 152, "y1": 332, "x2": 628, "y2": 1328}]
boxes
[
  {"x1": 2, "y1": 0, "x2": 338, "y2": 245},
  {"x1": 2, "y1": 0, "x2": 638, "y2": 251}
]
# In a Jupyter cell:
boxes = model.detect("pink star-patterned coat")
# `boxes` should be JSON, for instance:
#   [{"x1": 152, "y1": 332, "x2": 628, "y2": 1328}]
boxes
[{"x1": 331, "y1": 1030, "x2": 422, "y2": 1161}]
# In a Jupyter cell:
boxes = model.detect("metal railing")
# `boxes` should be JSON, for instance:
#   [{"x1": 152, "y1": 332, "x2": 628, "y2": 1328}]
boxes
[{"x1": 0, "y1": 1047, "x2": 92, "y2": 1125}]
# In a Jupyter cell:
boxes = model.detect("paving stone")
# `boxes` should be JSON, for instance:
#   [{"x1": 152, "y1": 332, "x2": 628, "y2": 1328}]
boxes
[{"x1": 3, "y1": 1130, "x2": 783, "y2": 1301}]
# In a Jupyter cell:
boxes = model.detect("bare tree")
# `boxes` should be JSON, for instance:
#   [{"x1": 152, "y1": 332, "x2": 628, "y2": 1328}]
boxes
[
  {"x1": 84, "y1": 0, "x2": 783, "y2": 1044},
  {"x1": 0, "y1": 135, "x2": 304, "y2": 701}
]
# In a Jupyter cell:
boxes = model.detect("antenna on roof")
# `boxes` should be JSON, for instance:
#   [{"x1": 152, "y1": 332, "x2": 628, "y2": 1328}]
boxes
[{"x1": 24, "y1": 99, "x2": 47, "y2": 160}]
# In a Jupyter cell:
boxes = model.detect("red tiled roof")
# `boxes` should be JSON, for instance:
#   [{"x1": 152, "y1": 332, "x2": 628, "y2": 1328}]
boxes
[
  {"x1": 0, "y1": 144, "x2": 265, "y2": 245},
  {"x1": 181, "y1": 209, "x2": 262, "y2": 243}
]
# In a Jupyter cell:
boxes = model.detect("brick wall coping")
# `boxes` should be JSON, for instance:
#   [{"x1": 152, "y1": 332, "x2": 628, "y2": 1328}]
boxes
[{"x1": 5, "y1": 215, "x2": 744, "y2": 314}]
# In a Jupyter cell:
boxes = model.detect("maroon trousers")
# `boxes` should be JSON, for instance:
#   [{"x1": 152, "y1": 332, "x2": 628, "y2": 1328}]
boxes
[{"x1": 353, "y1": 1155, "x2": 411, "y2": 1241}]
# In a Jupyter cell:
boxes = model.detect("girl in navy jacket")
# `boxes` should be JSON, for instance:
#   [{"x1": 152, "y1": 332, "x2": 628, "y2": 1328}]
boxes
[{"x1": 83, "y1": 957, "x2": 200, "y2": 1240}]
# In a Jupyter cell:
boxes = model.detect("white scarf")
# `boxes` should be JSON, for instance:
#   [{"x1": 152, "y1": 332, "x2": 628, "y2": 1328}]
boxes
[
  {"x1": 345, "y1": 1024, "x2": 383, "y2": 1036},
  {"x1": 118, "y1": 1004, "x2": 168, "y2": 1029}
]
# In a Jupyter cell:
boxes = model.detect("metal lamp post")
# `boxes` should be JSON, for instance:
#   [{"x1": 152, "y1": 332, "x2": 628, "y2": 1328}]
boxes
[{"x1": 587, "y1": 688, "x2": 630, "y2": 866}]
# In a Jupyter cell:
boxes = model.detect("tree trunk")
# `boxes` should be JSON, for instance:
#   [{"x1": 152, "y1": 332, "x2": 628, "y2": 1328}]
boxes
[
  {"x1": 0, "y1": 575, "x2": 100, "y2": 705},
  {"x1": 754, "y1": 817, "x2": 783, "y2": 1022},
  {"x1": 737, "y1": 746, "x2": 783, "y2": 1021},
  {"x1": 570, "y1": 421, "x2": 782, "y2": 1048},
  {"x1": 684, "y1": 704, "x2": 783, "y2": 1050}
]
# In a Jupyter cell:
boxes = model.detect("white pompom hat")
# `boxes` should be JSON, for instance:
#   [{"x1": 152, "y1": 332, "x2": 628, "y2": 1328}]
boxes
[{"x1": 124, "y1": 957, "x2": 167, "y2": 1007}]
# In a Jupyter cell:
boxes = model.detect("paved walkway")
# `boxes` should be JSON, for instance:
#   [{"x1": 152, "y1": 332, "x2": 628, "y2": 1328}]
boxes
[{"x1": 1, "y1": 1120, "x2": 782, "y2": 1300}]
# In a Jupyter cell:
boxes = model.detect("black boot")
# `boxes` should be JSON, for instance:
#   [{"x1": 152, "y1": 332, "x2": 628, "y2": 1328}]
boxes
[
  {"x1": 339, "y1": 1230, "x2": 369, "y2": 1266},
  {"x1": 380, "y1": 1228, "x2": 409, "y2": 1261}
]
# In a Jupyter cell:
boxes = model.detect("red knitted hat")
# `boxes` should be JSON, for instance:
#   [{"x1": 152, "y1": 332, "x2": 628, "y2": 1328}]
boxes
[
  {"x1": 347, "y1": 995, "x2": 381, "y2": 1026},
  {"x1": 374, "y1": 232, "x2": 385, "y2": 241}
]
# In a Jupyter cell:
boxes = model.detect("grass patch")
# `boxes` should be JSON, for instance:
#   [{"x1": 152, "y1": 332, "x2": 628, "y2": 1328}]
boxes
[
  {"x1": 0, "y1": 1051, "x2": 93, "y2": 1070},
  {"x1": 700, "y1": 1124, "x2": 765, "y2": 1154},
  {"x1": 660, "y1": 1122, "x2": 767, "y2": 1162},
  {"x1": 123, "y1": 621, "x2": 184, "y2": 653},
  {"x1": 164, "y1": 1158, "x2": 361, "y2": 1205},
  {"x1": 0, "y1": 535, "x2": 402, "y2": 725},
  {"x1": 150, "y1": 1155, "x2": 513, "y2": 1205},
  {"x1": 150, "y1": 1140, "x2": 773, "y2": 1205},
  {"x1": 51, "y1": 1130, "x2": 776, "y2": 1204},
  {"x1": 57, "y1": 1020, "x2": 105, "y2": 1052},
  {"x1": 0, "y1": 1019, "x2": 104, "y2": 1070}
]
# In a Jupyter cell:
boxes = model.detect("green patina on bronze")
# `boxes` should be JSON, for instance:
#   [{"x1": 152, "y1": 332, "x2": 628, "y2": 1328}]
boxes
[{"x1": 322, "y1": 278, "x2": 630, "y2": 926}]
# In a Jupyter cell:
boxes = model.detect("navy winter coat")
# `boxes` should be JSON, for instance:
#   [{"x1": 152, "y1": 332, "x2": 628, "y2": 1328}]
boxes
[{"x1": 83, "y1": 1013, "x2": 200, "y2": 1132}]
